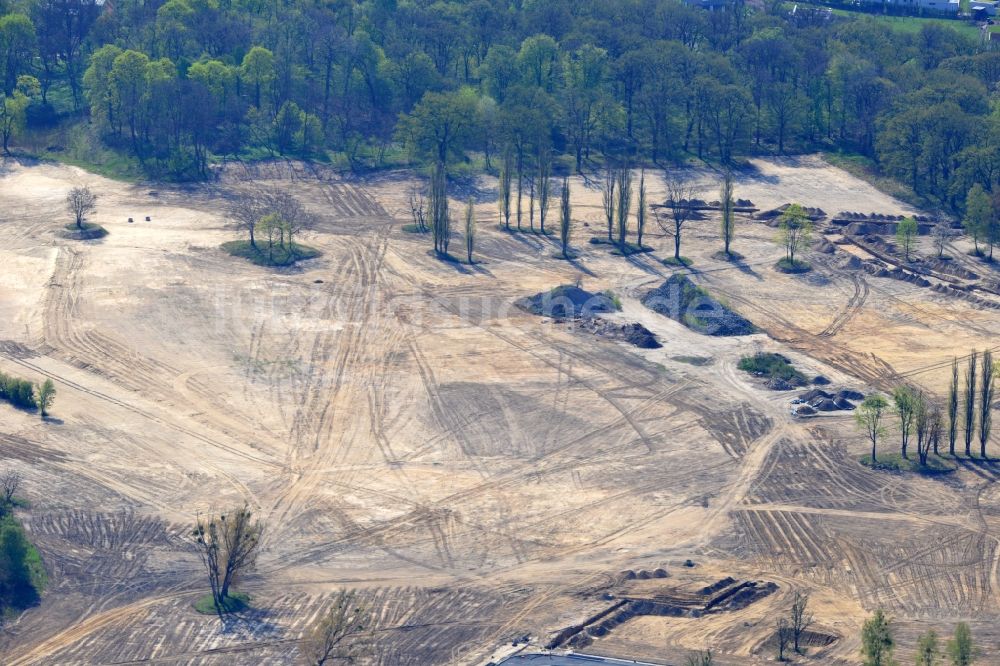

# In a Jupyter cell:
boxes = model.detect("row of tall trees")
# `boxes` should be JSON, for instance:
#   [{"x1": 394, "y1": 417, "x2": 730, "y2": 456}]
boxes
[
  {"x1": 855, "y1": 349, "x2": 997, "y2": 464},
  {"x1": 1, "y1": 0, "x2": 998, "y2": 204}
]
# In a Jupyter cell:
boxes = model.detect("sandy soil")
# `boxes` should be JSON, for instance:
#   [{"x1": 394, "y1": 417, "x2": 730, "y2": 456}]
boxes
[{"x1": 0, "y1": 155, "x2": 997, "y2": 665}]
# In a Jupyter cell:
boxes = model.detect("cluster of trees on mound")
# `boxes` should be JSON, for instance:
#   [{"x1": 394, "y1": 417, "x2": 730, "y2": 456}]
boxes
[
  {"x1": 0, "y1": 371, "x2": 55, "y2": 417},
  {"x1": 0, "y1": 1, "x2": 996, "y2": 207}
]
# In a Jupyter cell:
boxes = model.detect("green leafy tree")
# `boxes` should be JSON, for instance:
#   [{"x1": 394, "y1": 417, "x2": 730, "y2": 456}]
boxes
[
  {"x1": 398, "y1": 89, "x2": 479, "y2": 165},
  {"x1": 36, "y1": 379, "x2": 55, "y2": 418},
  {"x1": 946, "y1": 622, "x2": 973, "y2": 666},
  {"x1": 915, "y1": 629, "x2": 939, "y2": 666},
  {"x1": 856, "y1": 395, "x2": 889, "y2": 464},
  {"x1": 965, "y1": 185, "x2": 991, "y2": 256},
  {"x1": 896, "y1": 217, "x2": 918, "y2": 261},
  {"x1": 240, "y1": 46, "x2": 274, "y2": 110},
  {"x1": 0, "y1": 75, "x2": 38, "y2": 154},
  {"x1": 861, "y1": 609, "x2": 894, "y2": 666},
  {"x1": 0, "y1": 14, "x2": 36, "y2": 94},
  {"x1": 778, "y1": 203, "x2": 811, "y2": 267},
  {"x1": 893, "y1": 386, "x2": 919, "y2": 459}
]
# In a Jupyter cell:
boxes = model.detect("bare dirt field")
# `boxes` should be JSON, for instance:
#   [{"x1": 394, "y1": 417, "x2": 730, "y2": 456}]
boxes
[{"x1": 0, "y1": 154, "x2": 997, "y2": 665}]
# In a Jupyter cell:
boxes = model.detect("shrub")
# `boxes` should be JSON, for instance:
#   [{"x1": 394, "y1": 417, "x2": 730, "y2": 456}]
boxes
[
  {"x1": 738, "y1": 352, "x2": 806, "y2": 384},
  {"x1": 0, "y1": 373, "x2": 37, "y2": 410}
]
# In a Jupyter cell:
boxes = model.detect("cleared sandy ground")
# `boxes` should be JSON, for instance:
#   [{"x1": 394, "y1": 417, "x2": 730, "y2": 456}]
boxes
[{"x1": 0, "y1": 155, "x2": 997, "y2": 665}]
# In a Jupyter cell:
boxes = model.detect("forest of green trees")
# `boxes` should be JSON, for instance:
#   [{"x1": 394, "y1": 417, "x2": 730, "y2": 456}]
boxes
[{"x1": 0, "y1": 0, "x2": 999, "y2": 211}]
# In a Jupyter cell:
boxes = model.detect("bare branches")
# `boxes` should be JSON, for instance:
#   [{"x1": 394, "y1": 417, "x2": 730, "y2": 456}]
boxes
[
  {"x1": 409, "y1": 185, "x2": 427, "y2": 233},
  {"x1": 66, "y1": 186, "x2": 97, "y2": 229},
  {"x1": 229, "y1": 186, "x2": 313, "y2": 253},
  {"x1": 658, "y1": 173, "x2": 698, "y2": 261},
  {"x1": 0, "y1": 468, "x2": 21, "y2": 507},
  {"x1": 192, "y1": 504, "x2": 264, "y2": 617},
  {"x1": 300, "y1": 590, "x2": 372, "y2": 666},
  {"x1": 790, "y1": 590, "x2": 813, "y2": 653}
]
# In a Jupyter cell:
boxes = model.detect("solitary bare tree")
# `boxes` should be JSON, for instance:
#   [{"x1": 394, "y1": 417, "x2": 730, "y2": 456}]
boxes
[
  {"x1": 660, "y1": 174, "x2": 698, "y2": 262},
  {"x1": 776, "y1": 618, "x2": 792, "y2": 661},
  {"x1": 790, "y1": 590, "x2": 813, "y2": 653},
  {"x1": 230, "y1": 188, "x2": 269, "y2": 249},
  {"x1": 0, "y1": 467, "x2": 21, "y2": 507},
  {"x1": 408, "y1": 185, "x2": 427, "y2": 233},
  {"x1": 66, "y1": 186, "x2": 97, "y2": 229},
  {"x1": 192, "y1": 504, "x2": 264, "y2": 616},
  {"x1": 300, "y1": 590, "x2": 372, "y2": 666},
  {"x1": 932, "y1": 222, "x2": 950, "y2": 258}
]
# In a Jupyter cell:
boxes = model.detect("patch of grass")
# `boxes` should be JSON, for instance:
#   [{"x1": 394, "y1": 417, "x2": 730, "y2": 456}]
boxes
[
  {"x1": 62, "y1": 221, "x2": 108, "y2": 240},
  {"x1": 400, "y1": 223, "x2": 429, "y2": 233},
  {"x1": 672, "y1": 355, "x2": 714, "y2": 366},
  {"x1": 775, "y1": 257, "x2": 812, "y2": 273},
  {"x1": 662, "y1": 256, "x2": 693, "y2": 267},
  {"x1": 588, "y1": 237, "x2": 653, "y2": 255},
  {"x1": 222, "y1": 240, "x2": 321, "y2": 267},
  {"x1": 602, "y1": 290, "x2": 622, "y2": 311},
  {"x1": 860, "y1": 453, "x2": 958, "y2": 474},
  {"x1": 193, "y1": 591, "x2": 251, "y2": 615},
  {"x1": 711, "y1": 250, "x2": 744, "y2": 262},
  {"x1": 738, "y1": 352, "x2": 807, "y2": 384}
]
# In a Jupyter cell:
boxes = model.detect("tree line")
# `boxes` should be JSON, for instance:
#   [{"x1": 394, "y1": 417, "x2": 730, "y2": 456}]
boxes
[
  {"x1": 855, "y1": 349, "x2": 997, "y2": 466},
  {"x1": 0, "y1": 0, "x2": 994, "y2": 211},
  {"x1": 0, "y1": 370, "x2": 55, "y2": 417}
]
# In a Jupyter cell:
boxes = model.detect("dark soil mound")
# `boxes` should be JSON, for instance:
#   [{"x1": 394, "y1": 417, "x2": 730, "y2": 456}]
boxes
[
  {"x1": 641, "y1": 274, "x2": 754, "y2": 336},
  {"x1": 517, "y1": 285, "x2": 617, "y2": 320},
  {"x1": 837, "y1": 389, "x2": 865, "y2": 401},
  {"x1": 799, "y1": 388, "x2": 833, "y2": 402},
  {"x1": 578, "y1": 319, "x2": 661, "y2": 348},
  {"x1": 794, "y1": 404, "x2": 817, "y2": 416},
  {"x1": 834, "y1": 397, "x2": 856, "y2": 410},
  {"x1": 812, "y1": 375, "x2": 831, "y2": 385},
  {"x1": 813, "y1": 398, "x2": 840, "y2": 412},
  {"x1": 767, "y1": 377, "x2": 795, "y2": 391}
]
